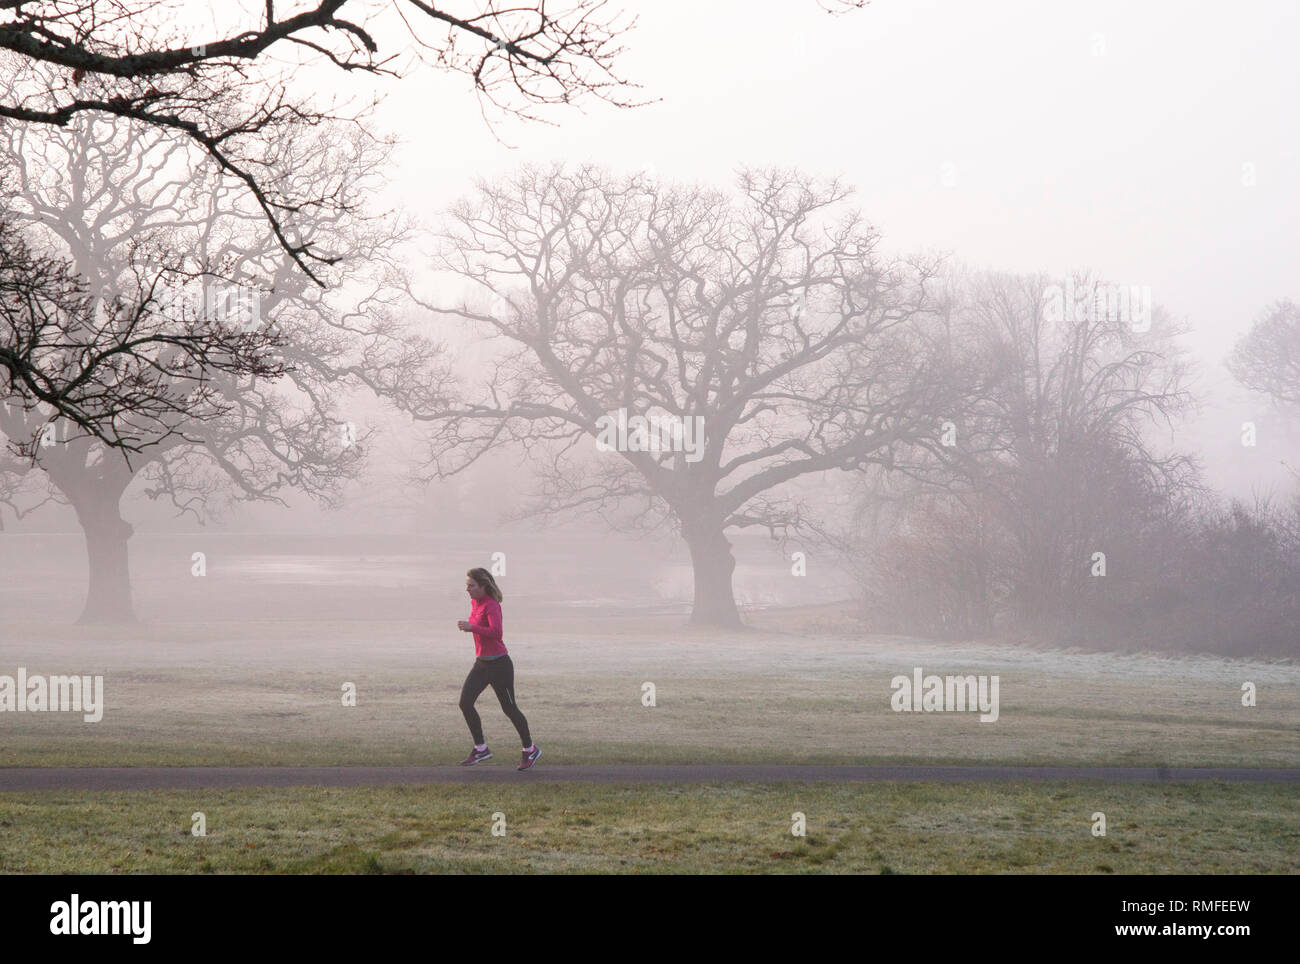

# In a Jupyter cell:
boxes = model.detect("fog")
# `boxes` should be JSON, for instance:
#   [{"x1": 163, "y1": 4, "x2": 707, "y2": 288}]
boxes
[{"x1": 3, "y1": 1, "x2": 1298, "y2": 665}]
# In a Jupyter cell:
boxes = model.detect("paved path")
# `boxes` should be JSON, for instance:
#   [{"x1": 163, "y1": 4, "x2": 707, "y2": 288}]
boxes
[{"x1": 1, "y1": 765, "x2": 1296, "y2": 791}]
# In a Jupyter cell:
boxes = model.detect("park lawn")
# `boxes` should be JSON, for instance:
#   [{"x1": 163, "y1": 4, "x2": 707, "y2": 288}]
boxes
[
  {"x1": 0, "y1": 781, "x2": 1296, "y2": 874},
  {"x1": 1, "y1": 616, "x2": 1296, "y2": 768}
]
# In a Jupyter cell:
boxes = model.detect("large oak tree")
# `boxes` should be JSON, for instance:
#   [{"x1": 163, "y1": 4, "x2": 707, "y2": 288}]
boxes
[{"x1": 398, "y1": 163, "x2": 978, "y2": 626}]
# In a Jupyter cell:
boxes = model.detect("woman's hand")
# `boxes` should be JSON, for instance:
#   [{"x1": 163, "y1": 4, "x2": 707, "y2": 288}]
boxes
[{"x1": 457, "y1": 620, "x2": 472, "y2": 632}]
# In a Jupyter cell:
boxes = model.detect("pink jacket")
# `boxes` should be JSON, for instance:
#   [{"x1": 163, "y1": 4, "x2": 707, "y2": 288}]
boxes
[{"x1": 468, "y1": 597, "x2": 507, "y2": 658}]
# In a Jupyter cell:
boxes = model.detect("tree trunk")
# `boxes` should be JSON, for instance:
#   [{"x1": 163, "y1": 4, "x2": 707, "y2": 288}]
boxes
[
  {"x1": 72, "y1": 493, "x2": 136, "y2": 624},
  {"x1": 684, "y1": 523, "x2": 743, "y2": 627}
]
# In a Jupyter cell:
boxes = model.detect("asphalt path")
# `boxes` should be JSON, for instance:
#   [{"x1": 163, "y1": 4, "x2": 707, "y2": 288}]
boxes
[{"x1": 1, "y1": 764, "x2": 1297, "y2": 791}]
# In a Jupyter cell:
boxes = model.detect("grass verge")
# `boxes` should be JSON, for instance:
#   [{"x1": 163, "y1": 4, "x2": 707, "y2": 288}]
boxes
[{"x1": 2, "y1": 781, "x2": 1296, "y2": 874}]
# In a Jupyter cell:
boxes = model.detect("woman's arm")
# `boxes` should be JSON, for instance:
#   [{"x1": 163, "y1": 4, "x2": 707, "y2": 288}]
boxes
[{"x1": 467, "y1": 600, "x2": 503, "y2": 641}]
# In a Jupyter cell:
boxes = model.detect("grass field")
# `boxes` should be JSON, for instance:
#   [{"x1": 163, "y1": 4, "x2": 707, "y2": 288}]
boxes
[
  {"x1": 2, "y1": 781, "x2": 1297, "y2": 874},
  {"x1": 3, "y1": 602, "x2": 1296, "y2": 873},
  {"x1": 1, "y1": 612, "x2": 1295, "y2": 769}
]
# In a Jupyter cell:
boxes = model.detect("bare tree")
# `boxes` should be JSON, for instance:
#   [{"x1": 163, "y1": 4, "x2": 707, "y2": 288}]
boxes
[
  {"x1": 0, "y1": 0, "x2": 641, "y2": 459},
  {"x1": 967, "y1": 272, "x2": 1200, "y2": 625},
  {"x1": 393, "y1": 163, "x2": 978, "y2": 626},
  {"x1": 0, "y1": 105, "x2": 429, "y2": 622},
  {"x1": 0, "y1": 436, "x2": 56, "y2": 528},
  {"x1": 0, "y1": 1, "x2": 647, "y2": 280},
  {"x1": 855, "y1": 270, "x2": 1203, "y2": 636},
  {"x1": 0, "y1": 200, "x2": 288, "y2": 458},
  {"x1": 1227, "y1": 299, "x2": 1300, "y2": 408}
]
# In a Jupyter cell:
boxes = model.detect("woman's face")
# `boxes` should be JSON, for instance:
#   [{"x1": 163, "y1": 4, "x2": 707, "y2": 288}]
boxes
[{"x1": 466, "y1": 576, "x2": 486, "y2": 601}]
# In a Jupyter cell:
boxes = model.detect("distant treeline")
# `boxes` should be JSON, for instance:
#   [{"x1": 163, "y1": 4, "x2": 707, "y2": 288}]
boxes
[
  {"x1": 853, "y1": 472, "x2": 1300, "y2": 658},
  {"x1": 841, "y1": 277, "x2": 1300, "y2": 659}
]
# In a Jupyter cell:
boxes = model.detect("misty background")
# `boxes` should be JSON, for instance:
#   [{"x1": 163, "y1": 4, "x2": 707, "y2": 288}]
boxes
[{"x1": 2, "y1": 0, "x2": 1298, "y2": 658}]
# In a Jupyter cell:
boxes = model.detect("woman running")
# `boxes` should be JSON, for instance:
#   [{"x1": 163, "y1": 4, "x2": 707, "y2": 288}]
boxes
[{"x1": 456, "y1": 567, "x2": 540, "y2": 770}]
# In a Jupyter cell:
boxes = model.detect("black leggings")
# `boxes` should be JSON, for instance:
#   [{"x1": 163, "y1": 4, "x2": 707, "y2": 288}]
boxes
[{"x1": 459, "y1": 655, "x2": 531, "y2": 747}]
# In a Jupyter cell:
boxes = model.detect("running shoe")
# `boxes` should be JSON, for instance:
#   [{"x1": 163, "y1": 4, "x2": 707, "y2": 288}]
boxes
[
  {"x1": 517, "y1": 744, "x2": 541, "y2": 771},
  {"x1": 459, "y1": 746, "x2": 492, "y2": 766}
]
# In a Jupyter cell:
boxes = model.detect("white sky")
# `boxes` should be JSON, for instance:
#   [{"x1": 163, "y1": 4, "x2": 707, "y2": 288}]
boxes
[
  {"x1": 361, "y1": 0, "x2": 1297, "y2": 336},
  {"x1": 183, "y1": 0, "x2": 1300, "y2": 502},
  {"x1": 334, "y1": 0, "x2": 1299, "y2": 498}
]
